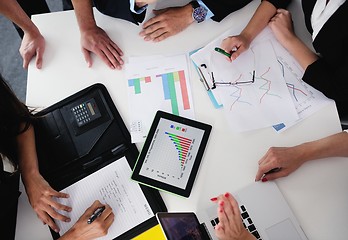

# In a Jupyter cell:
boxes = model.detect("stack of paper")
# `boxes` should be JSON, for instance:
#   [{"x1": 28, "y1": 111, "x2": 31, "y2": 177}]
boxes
[{"x1": 191, "y1": 27, "x2": 332, "y2": 132}]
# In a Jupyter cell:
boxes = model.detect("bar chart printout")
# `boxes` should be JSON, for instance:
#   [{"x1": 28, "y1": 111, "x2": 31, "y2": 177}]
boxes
[
  {"x1": 139, "y1": 118, "x2": 204, "y2": 190},
  {"x1": 126, "y1": 55, "x2": 195, "y2": 143}
]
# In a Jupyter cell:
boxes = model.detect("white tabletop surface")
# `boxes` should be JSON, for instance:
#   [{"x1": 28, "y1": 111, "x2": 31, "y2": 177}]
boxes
[{"x1": 16, "y1": 1, "x2": 348, "y2": 240}]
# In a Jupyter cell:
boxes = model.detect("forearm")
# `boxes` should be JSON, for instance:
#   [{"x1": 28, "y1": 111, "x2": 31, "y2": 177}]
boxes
[
  {"x1": 281, "y1": 35, "x2": 318, "y2": 70},
  {"x1": 17, "y1": 126, "x2": 40, "y2": 181},
  {"x1": 297, "y1": 132, "x2": 348, "y2": 162},
  {"x1": 59, "y1": 228, "x2": 80, "y2": 240},
  {"x1": 71, "y1": 0, "x2": 97, "y2": 31},
  {"x1": 0, "y1": 0, "x2": 40, "y2": 36},
  {"x1": 240, "y1": 1, "x2": 277, "y2": 43}
]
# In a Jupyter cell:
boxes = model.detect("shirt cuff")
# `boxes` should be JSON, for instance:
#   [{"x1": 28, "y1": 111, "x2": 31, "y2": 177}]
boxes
[
  {"x1": 197, "y1": 0, "x2": 214, "y2": 19},
  {"x1": 130, "y1": 0, "x2": 148, "y2": 14}
]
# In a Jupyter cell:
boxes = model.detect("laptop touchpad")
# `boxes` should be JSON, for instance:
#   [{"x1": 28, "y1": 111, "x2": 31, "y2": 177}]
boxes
[{"x1": 266, "y1": 218, "x2": 302, "y2": 240}]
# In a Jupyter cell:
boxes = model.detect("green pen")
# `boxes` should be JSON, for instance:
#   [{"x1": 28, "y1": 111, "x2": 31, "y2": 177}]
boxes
[{"x1": 214, "y1": 47, "x2": 232, "y2": 58}]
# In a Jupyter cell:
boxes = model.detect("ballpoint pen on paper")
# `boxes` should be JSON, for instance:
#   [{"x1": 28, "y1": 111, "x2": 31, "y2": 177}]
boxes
[
  {"x1": 87, "y1": 206, "x2": 105, "y2": 224},
  {"x1": 261, "y1": 167, "x2": 281, "y2": 181}
]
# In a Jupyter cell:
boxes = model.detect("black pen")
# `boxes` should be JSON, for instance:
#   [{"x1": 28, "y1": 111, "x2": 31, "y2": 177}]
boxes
[
  {"x1": 261, "y1": 167, "x2": 281, "y2": 181},
  {"x1": 87, "y1": 206, "x2": 105, "y2": 224}
]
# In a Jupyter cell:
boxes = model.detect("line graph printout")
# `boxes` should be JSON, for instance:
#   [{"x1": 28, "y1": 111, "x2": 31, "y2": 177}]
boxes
[
  {"x1": 125, "y1": 55, "x2": 195, "y2": 143},
  {"x1": 191, "y1": 26, "x2": 332, "y2": 132},
  {"x1": 269, "y1": 37, "x2": 332, "y2": 131},
  {"x1": 250, "y1": 28, "x2": 333, "y2": 131},
  {"x1": 139, "y1": 118, "x2": 204, "y2": 189},
  {"x1": 210, "y1": 40, "x2": 299, "y2": 132}
]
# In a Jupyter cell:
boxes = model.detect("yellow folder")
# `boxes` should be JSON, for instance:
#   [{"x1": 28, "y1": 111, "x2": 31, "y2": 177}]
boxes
[{"x1": 132, "y1": 224, "x2": 165, "y2": 240}]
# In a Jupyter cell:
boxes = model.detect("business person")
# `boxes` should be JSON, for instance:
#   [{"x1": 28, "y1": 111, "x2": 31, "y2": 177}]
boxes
[
  {"x1": 138, "y1": 0, "x2": 253, "y2": 42},
  {"x1": 219, "y1": 0, "x2": 348, "y2": 118},
  {"x1": 13, "y1": 0, "x2": 73, "y2": 38},
  {"x1": 0, "y1": 74, "x2": 114, "y2": 239},
  {"x1": 210, "y1": 131, "x2": 348, "y2": 240},
  {"x1": 71, "y1": 0, "x2": 252, "y2": 70},
  {"x1": 0, "y1": 0, "x2": 45, "y2": 69},
  {"x1": 255, "y1": 131, "x2": 348, "y2": 182}
]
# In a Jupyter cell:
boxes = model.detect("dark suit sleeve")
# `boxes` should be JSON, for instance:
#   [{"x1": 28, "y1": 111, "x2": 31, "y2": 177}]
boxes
[
  {"x1": 266, "y1": 0, "x2": 292, "y2": 9},
  {"x1": 203, "y1": 0, "x2": 292, "y2": 22},
  {"x1": 203, "y1": 0, "x2": 253, "y2": 22},
  {"x1": 303, "y1": 58, "x2": 348, "y2": 116}
]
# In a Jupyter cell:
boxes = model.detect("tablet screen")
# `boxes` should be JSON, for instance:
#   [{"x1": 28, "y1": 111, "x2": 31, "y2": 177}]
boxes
[
  {"x1": 156, "y1": 212, "x2": 205, "y2": 240},
  {"x1": 132, "y1": 111, "x2": 211, "y2": 197}
]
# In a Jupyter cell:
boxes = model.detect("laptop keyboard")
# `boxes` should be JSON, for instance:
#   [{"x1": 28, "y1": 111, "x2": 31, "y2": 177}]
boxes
[{"x1": 209, "y1": 205, "x2": 262, "y2": 240}]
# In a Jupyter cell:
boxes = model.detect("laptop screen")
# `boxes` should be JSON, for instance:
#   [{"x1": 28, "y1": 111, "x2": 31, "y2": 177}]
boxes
[{"x1": 156, "y1": 212, "x2": 207, "y2": 240}]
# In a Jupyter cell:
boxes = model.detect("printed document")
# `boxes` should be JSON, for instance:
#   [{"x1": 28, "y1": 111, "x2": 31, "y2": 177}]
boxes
[{"x1": 55, "y1": 157, "x2": 154, "y2": 240}]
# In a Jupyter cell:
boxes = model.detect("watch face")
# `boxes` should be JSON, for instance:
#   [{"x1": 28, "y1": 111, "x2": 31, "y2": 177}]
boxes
[{"x1": 193, "y1": 6, "x2": 207, "y2": 23}]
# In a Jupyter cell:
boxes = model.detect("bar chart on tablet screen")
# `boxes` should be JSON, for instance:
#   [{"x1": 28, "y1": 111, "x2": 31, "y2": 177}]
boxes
[{"x1": 139, "y1": 118, "x2": 204, "y2": 189}]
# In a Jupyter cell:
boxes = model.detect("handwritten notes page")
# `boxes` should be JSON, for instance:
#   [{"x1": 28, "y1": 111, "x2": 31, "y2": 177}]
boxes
[{"x1": 55, "y1": 157, "x2": 154, "y2": 239}]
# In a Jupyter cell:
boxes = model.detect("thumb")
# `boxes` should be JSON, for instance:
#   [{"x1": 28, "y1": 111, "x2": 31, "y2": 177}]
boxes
[
  {"x1": 82, "y1": 48, "x2": 92, "y2": 67},
  {"x1": 35, "y1": 47, "x2": 44, "y2": 69}
]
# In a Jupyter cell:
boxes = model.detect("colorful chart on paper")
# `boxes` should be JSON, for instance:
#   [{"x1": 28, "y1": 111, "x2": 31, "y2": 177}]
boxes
[{"x1": 125, "y1": 55, "x2": 195, "y2": 143}]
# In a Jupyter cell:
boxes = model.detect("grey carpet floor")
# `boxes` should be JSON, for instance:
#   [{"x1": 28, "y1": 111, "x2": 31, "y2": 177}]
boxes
[{"x1": 0, "y1": 1, "x2": 62, "y2": 102}]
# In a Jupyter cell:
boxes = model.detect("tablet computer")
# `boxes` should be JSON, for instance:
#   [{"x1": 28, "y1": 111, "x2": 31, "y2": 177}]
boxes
[
  {"x1": 131, "y1": 111, "x2": 212, "y2": 197},
  {"x1": 156, "y1": 212, "x2": 210, "y2": 240}
]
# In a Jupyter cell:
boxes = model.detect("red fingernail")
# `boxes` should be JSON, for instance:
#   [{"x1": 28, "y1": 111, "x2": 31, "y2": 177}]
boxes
[
  {"x1": 262, "y1": 177, "x2": 268, "y2": 182},
  {"x1": 224, "y1": 193, "x2": 230, "y2": 198},
  {"x1": 219, "y1": 201, "x2": 224, "y2": 206},
  {"x1": 210, "y1": 197, "x2": 218, "y2": 202}
]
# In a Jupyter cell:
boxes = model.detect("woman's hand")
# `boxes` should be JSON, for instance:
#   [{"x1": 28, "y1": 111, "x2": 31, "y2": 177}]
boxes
[
  {"x1": 22, "y1": 172, "x2": 71, "y2": 232},
  {"x1": 255, "y1": 146, "x2": 306, "y2": 182},
  {"x1": 60, "y1": 200, "x2": 114, "y2": 240},
  {"x1": 212, "y1": 193, "x2": 255, "y2": 240},
  {"x1": 220, "y1": 34, "x2": 251, "y2": 62},
  {"x1": 268, "y1": 9, "x2": 296, "y2": 48}
]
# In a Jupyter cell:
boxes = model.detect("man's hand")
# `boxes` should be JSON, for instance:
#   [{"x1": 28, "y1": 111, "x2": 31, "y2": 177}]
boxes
[
  {"x1": 140, "y1": 4, "x2": 194, "y2": 42},
  {"x1": 19, "y1": 31, "x2": 45, "y2": 69},
  {"x1": 80, "y1": 26, "x2": 124, "y2": 70}
]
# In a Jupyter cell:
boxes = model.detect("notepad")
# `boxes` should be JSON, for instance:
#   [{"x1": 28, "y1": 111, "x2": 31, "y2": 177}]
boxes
[{"x1": 54, "y1": 157, "x2": 154, "y2": 239}]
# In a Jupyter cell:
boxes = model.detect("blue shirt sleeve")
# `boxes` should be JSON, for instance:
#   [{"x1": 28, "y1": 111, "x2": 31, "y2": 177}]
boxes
[
  {"x1": 129, "y1": 0, "x2": 147, "y2": 14},
  {"x1": 198, "y1": 0, "x2": 214, "y2": 19}
]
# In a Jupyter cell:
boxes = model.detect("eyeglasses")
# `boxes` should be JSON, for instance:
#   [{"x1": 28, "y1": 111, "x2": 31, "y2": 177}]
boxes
[
  {"x1": 211, "y1": 70, "x2": 255, "y2": 89},
  {"x1": 210, "y1": 48, "x2": 256, "y2": 89}
]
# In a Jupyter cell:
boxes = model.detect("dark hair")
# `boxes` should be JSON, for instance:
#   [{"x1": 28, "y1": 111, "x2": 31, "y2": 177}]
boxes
[{"x1": 0, "y1": 74, "x2": 34, "y2": 169}]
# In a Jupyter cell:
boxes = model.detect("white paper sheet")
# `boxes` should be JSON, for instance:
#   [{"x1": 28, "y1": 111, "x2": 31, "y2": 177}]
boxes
[
  {"x1": 125, "y1": 54, "x2": 195, "y2": 143},
  {"x1": 191, "y1": 27, "x2": 332, "y2": 132},
  {"x1": 55, "y1": 157, "x2": 154, "y2": 240}
]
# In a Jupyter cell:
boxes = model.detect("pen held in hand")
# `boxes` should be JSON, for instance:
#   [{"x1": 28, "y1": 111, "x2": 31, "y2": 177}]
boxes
[
  {"x1": 87, "y1": 206, "x2": 105, "y2": 224},
  {"x1": 214, "y1": 47, "x2": 232, "y2": 58},
  {"x1": 261, "y1": 167, "x2": 281, "y2": 180}
]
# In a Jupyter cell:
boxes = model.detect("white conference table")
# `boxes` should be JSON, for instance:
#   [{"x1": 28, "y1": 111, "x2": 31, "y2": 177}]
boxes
[{"x1": 16, "y1": 1, "x2": 348, "y2": 240}]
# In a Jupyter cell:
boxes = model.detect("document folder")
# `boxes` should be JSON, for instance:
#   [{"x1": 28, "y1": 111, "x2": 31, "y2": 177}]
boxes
[{"x1": 34, "y1": 83, "x2": 167, "y2": 239}]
